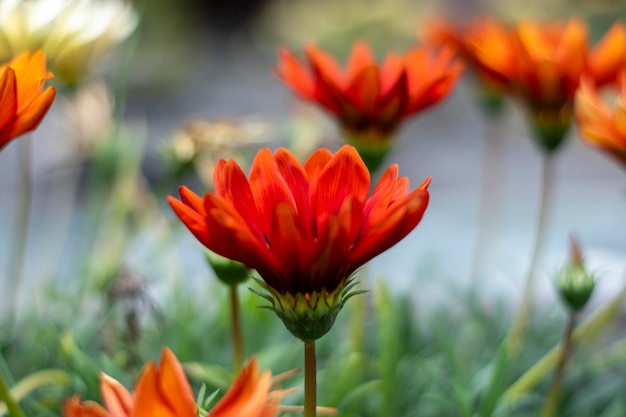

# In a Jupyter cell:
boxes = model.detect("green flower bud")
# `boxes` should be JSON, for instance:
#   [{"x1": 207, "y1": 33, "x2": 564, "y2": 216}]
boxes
[
  {"x1": 206, "y1": 251, "x2": 251, "y2": 285},
  {"x1": 557, "y1": 239, "x2": 595, "y2": 312}
]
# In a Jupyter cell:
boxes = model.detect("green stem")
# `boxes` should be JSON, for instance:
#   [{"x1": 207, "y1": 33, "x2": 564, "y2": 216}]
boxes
[
  {"x1": 504, "y1": 283, "x2": 626, "y2": 402},
  {"x1": 540, "y1": 312, "x2": 577, "y2": 417},
  {"x1": 470, "y1": 111, "x2": 507, "y2": 286},
  {"x1": 304, "y1": 340, "x2": 317, "y2": 417},
  {"x1": 6, "y1": 138, "x2": 32, "y2": 334},
  {"x1": 229, "y1": 284, "x2": 243, "y2": 373},
  {"x1": 507, "y1": 153, "x2": 556, "y2": 357},
  {"x1": 0, "y1": 367, "x2": 26, "y2": 417}
]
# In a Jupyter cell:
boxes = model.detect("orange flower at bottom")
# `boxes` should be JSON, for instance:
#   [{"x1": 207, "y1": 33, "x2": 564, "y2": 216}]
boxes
[
  {"x1": 575, "y1": 73, "x2": 626, "y2": 168},
  {"x1": 65, "y1": 349, "x2": 281, "y2": 417},
  {"x1": 0, "y1": 50, "x2": 56, "y2": 151}
]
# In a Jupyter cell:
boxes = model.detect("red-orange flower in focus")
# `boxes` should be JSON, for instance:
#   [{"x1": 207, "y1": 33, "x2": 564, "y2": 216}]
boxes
[
  {"x1": 575, "y1": 73, "x2": 626, "y2": 168},
  {"x1": 473, "y1": 19, "x2": 626, "y2": 152},
  {"x1": 0, "y1": 50, "x2": 56, "y2": 151},
  {"x1": 277, "y1": 42, "x2": 461, "y2": 170},
  {"x1": 65, "y1": 349, "x2": 281, "y2": 417},
  {"x1": 169, "y1": 145, "x2": 430, "y2": 340}
]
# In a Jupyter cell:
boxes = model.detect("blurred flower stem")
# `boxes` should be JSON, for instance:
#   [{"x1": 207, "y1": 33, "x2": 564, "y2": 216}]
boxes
[
  {"x1": 540, "y1": 312, "x2": 577, "y2": 417},
  {"x1": 304, "y1": 340, "x2": 317, "y2": 417},
  {"x1": 470, "y1": 109, "x2": 507, "y2": 286},
  {"x1": 229, "y1": 284, "x2": 243, "y2": 373},
  {"x1": 0, "y1": 363, "x2": 25, "y2": 417},
  {"x1": 504, "y1": 281, "x2": 626, "y2": 402},
  {"x1": 507, "y1": 153, "x2": 556, "y2": 357},
  {"x1": 6, "y1": 137, "x2": 32, "y2": 335},
  {"x1": 75, "y1": 18, "x2": 142, "y2": 300}
]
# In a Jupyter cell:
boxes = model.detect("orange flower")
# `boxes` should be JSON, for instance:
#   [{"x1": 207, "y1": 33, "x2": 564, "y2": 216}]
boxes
[
  {"x1": 468, "y1": 19, "x2": 626, "y2": 152},
  {"x1": 169, "y1": 145, "x2": 430, "y2": 340},
  {"x1": 276, "y1": 42, "x2": 461, "y2": 169},
  {"x1": 65, "y1": 349, "x2": 281, "y2": 417},
  {"x1": 0, "y1": 50, "x2": 56, "y2": 151},
  {"x1": 425, "y1": 17, "x2": 515, "y2": 93},
  {"x1": 574, "y1": 73, "x2": 626, "y2": 168}
]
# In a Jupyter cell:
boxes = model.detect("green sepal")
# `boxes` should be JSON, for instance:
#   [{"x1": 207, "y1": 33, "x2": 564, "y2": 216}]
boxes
[
  {"x1": 249, "y1": 277, "x2": 366, "y2": 341},
  {"x1": 528, "y1": 105, "x2": 572, "y2": 154}
]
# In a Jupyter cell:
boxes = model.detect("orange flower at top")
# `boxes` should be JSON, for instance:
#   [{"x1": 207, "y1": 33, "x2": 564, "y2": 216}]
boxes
[
  {"x1": 277, "y1": 42, "x2": 461, "y2": 169},
  {"x1": 169, "y1": 145, "x2": 430, "y2": 340},
  {"x1": 469, "y1": 19, "x2": 626, "y2": 152},
  {"x1": 65, "y1": 349, "x2": 281, "y2": 417},
  {"x1": 575, "y1": 72, "x2": 626, "y2": 168},
  {"x1": 0, "y1": 50, "x2": 56, "y2": 151},
  {"x1": 425, "y1": 17, "x2": 515, "y2": 93}
]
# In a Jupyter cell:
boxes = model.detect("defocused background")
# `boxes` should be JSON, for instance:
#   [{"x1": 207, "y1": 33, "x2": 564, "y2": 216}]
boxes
[{"x1": 1, "y1": 0, "x2": 626, "y2": 319}]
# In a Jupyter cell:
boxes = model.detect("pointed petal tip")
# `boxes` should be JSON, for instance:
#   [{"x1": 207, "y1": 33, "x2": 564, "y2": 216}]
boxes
[{"x1": 420, "y1": 176, "x2": 432, "y2": 189}]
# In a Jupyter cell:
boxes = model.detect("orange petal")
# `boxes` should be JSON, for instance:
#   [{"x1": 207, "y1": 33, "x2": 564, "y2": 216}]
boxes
[
  {"x1": 346, "y1": 42, "x2": 376, "y2": 82},
  {"x1": 313, "y1": 146, "x2": 370, "y2": 238},
  {"x1": 100, "y1": 374, "x2": 133, "y2": 417},
  {"x1": 211, "y1": 358, "x2": 275, "y2": 417},
  {"x1": 64, "y1": 396, "x2": 111, "y2": 417},
  {"x1": 276, "y1": 48, "x2": 315, "y2": 98}
]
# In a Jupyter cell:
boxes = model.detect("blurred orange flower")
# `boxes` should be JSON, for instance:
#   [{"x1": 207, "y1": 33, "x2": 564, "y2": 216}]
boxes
[
  {"x1": 276, "y1": 42, "x2": 461, "y2": 168},
  {"x1": 467, "y1": 18, "x2": 626, "y2": 151},
  {"x1": 0, "y1": 50, "x2": 56, "y2": 151},
  {"x1": 65, "y1": 349, "x2": 281, "y2": 417},
  {"x1": 425, "y1": 17, "x2": 514, "y2": 93},
  {"x1": 575, "y1": 73, "x2": 626, "y2": 168},
  {"x1": 169, "y1": 145, "x2": 430, "y2": 340}
]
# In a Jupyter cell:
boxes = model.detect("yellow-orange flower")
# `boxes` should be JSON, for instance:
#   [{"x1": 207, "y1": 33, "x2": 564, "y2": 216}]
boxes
[
  {"x1": 169, "y1": 145, "x2": 430, "y2": 340},
  {"x1": 470, "y1": 19, "x2": 626, "y2": 152},
  {"x1": 0, "y1": 50, "x2": 56, "y2": 151},
  {"x1": 425, "y1": 17, "x2": 515, "y2": 93},
  {"x1": 575, "y1": 73, "x2": 626, "y2": 168},
  {"x1": 277, "y1": 42, "x2": 461, "y2": 169},
  {"x1": 65, "y1": 349, "x2": 281, "y2": 417}
]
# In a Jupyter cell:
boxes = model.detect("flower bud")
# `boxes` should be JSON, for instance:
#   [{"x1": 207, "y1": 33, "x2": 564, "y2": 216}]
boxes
[
  {"x1": 206, "y1": 251, "x2": 251, "y2": 285},
  {"x1": 557, "y1": 239, "x2": 595, "y2": 312}
]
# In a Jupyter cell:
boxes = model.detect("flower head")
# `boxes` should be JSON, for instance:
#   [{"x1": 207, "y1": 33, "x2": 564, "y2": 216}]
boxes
[
  {"x1": 574, "y1": 72, "x2": 626, "y2": 168},
  {"x1": 169, "y1": 145, "x2": 430, "y2": 340},
  {"x1": 0, "y1": 50, "x2": 56, "y2": 151},
  {"x1": 0, "y1": 0, "x2": 138, "y2": 85},
  {"x1": 472, "y1": 18, "x2": 626, "y2": 152},
  {"x1": 65, "y1": 349, "x2": 281, "y2": 417},
  {"x1": 277, "y1": 42, "x2": 461, "y2": 170},
  {"x1": 424, "y1": 17, "x2": 514, "y2": 112}
]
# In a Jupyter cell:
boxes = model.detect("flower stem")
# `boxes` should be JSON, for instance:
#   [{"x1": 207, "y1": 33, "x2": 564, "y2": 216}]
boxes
[
  {"x1": 229, "y1": 284, "x2": 243, "y2": 373},
  {"x1": 507, "y1": 153, "x2": 556, "y2": 357},
  {"x1": 304, "y1": 340, "x2": 317, "y2": 417},
  {"x1": 0, "y1": 366, "x2": 26, "y2": 417},
  {"x1": 470, "y1": 111, "x2": 507, "y2": 286},
  {"x1": 6, "y1": 138, "x2": 32, "y2": 334},
  {"x1": 540, "y1": 312, "x2": 577, "y2": 417},
  {"x1": 504, "y1": 281, "x2": 626, "y2": 402}
]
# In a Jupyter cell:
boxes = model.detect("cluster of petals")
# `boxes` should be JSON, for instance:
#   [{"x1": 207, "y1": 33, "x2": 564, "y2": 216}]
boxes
[
  {"x1": 429, "y1": 17, "x2": 626, "y2": 111},
  {"x1": 64, "y1": 348, "x2": 281, "y2": 417},
  {"x1": 424, "y1": 17, "x2": 515, "y2": 92},
  {"x1": 0, "y1": 50, "x2": 56, "y2": 151},
  {"x1": 277, "y1": 42, "x2": 462, "y2": 139},
  {"x1": 0, "y1": 0, "x2": 138, "y2": 85},
  {"x1": 575, "y1": 72, "x2": 626, "y2": 168},
  {"x1": 169, "y1": 145, "x2": 430, "y2": 296},
  {"x1": 472, "y1": 19, "x2": 626, "y2": 109}
]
